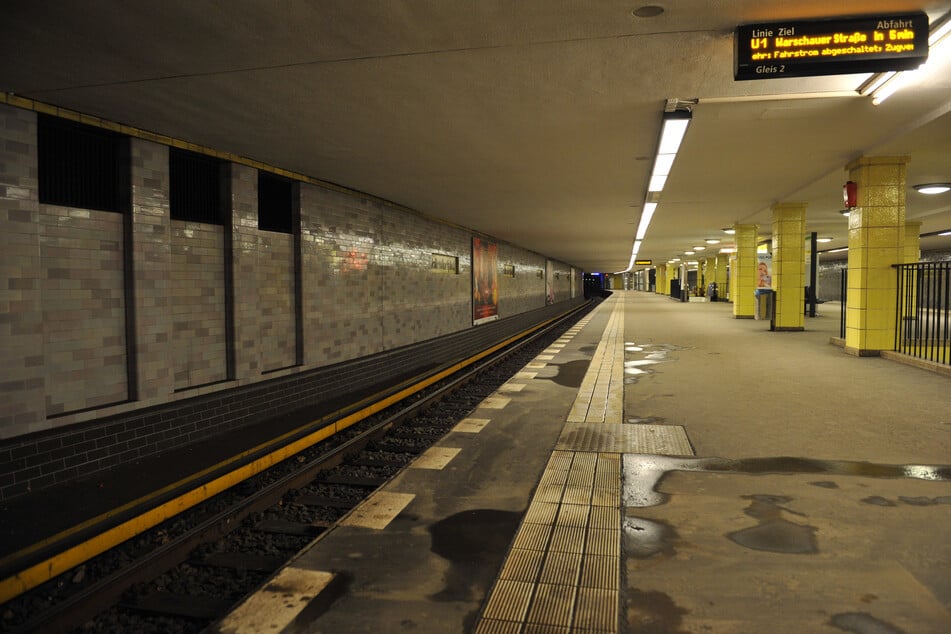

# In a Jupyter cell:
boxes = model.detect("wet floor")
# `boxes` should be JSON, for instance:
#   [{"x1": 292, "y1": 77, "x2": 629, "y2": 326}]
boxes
[{"x1": 621, "y1": 453, "x2": 951, "y2": 633}]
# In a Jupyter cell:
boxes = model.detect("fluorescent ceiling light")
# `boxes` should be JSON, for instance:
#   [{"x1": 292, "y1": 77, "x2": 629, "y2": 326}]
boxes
[
  {"x1": 939, "y1": 230, "x2": 951, "y2": 236},
  {"x1": 816, "y1": 237, "x2": 834, "y2": 243},
  {"x1": 722, "y1": 228, "x2": 736, "y2": 235},
  {"x1": 693, "y1": 246, "x2": 706, "y2": 251},
  {"x1": 652, "y1": 153, "x2": 676, "y2": 177},
  {"x1": 719, "y1": 247, "x2": 737, "y2": 253},
  {"x1": 914, "y1": 183, "x2": 951, "y2": 195},
  {"x1": 826, "y1": 247, "x2": 848, "y2": 253},
  {"x1": 648, "y1": 173, "x2": 669, "y2": 192},
  {"x1": 635, "y1": 202, "x2": 657, "y2": 240},
  {"x1": 657, "y1": 117, "x2": 691, "y2": 154},
  {"x1": 705, "y1": 238, "x2": 721, "y2": 244},
  {"x1": 864, "y1": 16, "x2": 951, "y2": 105}
]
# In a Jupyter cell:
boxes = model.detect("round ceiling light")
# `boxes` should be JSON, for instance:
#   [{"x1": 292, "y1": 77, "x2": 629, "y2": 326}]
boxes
[
  {"x1": 705, "y1": 238, "x2": 721, "y2": 244},
  {"x1": 913, "y1": 183, "x2": 951, "y2": 195}
]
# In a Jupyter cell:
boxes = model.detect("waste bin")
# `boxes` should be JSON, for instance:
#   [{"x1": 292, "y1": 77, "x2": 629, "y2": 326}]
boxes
[{"x1": 754, "y1": 288, "x2": 774, "y2": 321}]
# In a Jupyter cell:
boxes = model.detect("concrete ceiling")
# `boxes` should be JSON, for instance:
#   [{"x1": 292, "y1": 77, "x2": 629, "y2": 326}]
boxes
[{"x1": 2, "y1": 0, "x2": 951, "y2": 272}]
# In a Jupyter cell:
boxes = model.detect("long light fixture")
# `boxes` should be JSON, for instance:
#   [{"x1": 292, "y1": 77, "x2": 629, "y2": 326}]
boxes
[
  {"x1": 621, "y1": 106, "x2": 693, "y2": 273},
  {"x1": 648, "y1": 110, "x2": 692, "y2": 193},
  {"x1": 861, "y1": 14, "x2": 951, "y2": 105}
]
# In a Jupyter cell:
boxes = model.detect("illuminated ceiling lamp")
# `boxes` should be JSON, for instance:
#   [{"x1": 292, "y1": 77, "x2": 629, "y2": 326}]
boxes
[
  {"x1": 861, "y1": 14, "x2": 951, "y2": 105},
  {"x1": 648, "y1": 108, "x2": 692, "y2": 193},
  {"x1": 914, "y1": 183, "x2": 951, "y2": 194},
  {"x1": 622, "y1": 104, "x2": 693, "y2": 273}
]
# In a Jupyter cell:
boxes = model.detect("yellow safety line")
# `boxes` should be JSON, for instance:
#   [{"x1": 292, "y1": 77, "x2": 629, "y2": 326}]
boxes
[{"x1": 0, "y1": 310, "x2": 572, "y2": 603}]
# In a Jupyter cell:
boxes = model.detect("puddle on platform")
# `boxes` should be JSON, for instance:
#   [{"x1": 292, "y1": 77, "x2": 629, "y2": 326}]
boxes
[
  {"x1": 427, "y1": 509, "x2": 521, "y2": 602},
  {"x1": 623, "y1": 515, "x2": 679, "y2": 560},
  {"x1": 623, "y1": 455, "x2": 951, "y2": 511},
  {"x1": 627, "y1": 416, "x2": 667, "y2": 425},
  {"x1": 829, "y1": 611, "x2": 906, "y2": 634},
  {"x1": 810, "y1": 480, "x2": 839, "y2": 489},
  {"x1": 542, "y1": 359, "x2": 589, "y2": 388},
  {"x1": 626, "y1": 588, "x2": 690, "y2": 634},
  {"x1": 726, "y1": 494, "x2": 818, "y2": 554}
]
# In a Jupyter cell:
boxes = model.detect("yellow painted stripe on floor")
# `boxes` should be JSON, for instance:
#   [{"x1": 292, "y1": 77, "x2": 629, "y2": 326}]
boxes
[
  {"x1": 339, "y1": 491, "x2": 415, "y2": 530},
  {"x1": 217, "y1": 567, "x2": 335, "y2": 634}
]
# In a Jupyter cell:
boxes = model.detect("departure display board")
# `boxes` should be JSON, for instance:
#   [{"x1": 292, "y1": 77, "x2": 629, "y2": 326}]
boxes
[{"x1": 735, "y1": 13, "x2": 929, "y2": 80}]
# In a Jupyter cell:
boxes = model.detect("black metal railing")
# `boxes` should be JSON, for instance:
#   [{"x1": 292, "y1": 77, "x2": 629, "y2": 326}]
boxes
[
  {"x1": 894, "y1": 261, "x2": 951, "y2": 365},
  {"x1": 839, "y1": 269, "x2": 847, "y2": 339}
]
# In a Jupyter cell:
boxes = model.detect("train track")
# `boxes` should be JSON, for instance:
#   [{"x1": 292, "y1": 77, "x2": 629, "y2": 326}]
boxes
[{"x1": 1, "y1": 301, "x2": 595, "y2": 633}]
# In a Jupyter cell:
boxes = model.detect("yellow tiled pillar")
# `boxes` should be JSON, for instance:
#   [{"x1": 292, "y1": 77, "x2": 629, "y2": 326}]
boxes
[
  {"x1": 716, "y1": 253, "x2": 729, "y2": 301},
  {"x1": 771, "y1": 202, "x2": 807, "y2": 331},
  {"x1": 844, "y1": 156, "x2": 909, "y2": 356},
  {"x1": 656, "y1": 264, "x2": 667, "y2": 295},
  {"x1": 905, "y1": 221, "x2": 921, "y2": 263},
  {"x1": 728, "y1": 255, "x2": 736, "y2": 302},
  {"x1": 733, "y1": 224, "x2": 758, "y2": 318}
]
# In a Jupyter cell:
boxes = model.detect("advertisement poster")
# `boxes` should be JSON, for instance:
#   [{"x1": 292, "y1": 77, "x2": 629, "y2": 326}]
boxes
[
  {"x1": 757, "y1": 250, "x2": 773, "y2": 288},
  {"x1": 472, "y1": 237, "x2": 499, "y2": 324}
]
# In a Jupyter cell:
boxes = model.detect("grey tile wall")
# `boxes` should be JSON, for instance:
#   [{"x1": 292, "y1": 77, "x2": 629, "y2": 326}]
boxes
[
  {"x1": 258, "y1": 231, "x2": 297, "y2": 372},
  {"x1": 131, "y1": 139, "x2": 174, "y2": 402},
  {"x1": 0, "y1": 107, "x2": 43, "y2": 444},
  {"x1": 40, "y1": 206, "x2": 127, "y2": 415},
  {"x1": 0, "y1": 103, "x2": 587, "y2": 500},
  {"x1": 170, "y1": 220, "x2": 227, "y2": 389}
]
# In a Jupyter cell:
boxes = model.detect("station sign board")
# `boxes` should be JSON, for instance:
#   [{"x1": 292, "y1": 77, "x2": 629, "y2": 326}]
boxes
[{"x1": 735, "y1": 13, "x2": 929, "y2": 80}]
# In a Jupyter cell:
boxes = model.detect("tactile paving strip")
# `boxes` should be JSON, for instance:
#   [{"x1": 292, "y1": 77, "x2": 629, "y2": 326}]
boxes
[{"x1": 555, "y1": 423, "x2": 694, "y2": 456}]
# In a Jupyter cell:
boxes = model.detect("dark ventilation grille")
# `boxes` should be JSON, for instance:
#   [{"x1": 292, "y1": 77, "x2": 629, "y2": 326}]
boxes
[
  {"x1": 170, "y1": 148, "x2": 224, "y2": 224},
  {"x1": 258, "y1": 171, "x2": 294, "y2": 233},
  {"x1": 38, "y1": 114, "x2": 128, "y2": 213}
]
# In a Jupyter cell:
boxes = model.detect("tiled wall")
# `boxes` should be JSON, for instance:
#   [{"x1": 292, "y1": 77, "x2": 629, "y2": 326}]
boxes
[
  {"x1": 498, "y1": 243, "x2": 547, "y2": 316},
  {"x1": 40, "y1": 206, "x2": 127, "y2": 414},
  {"x1": 258, "y1": 231, "x2": 298, "y2": 372},
  {"x1": 170, "y1": 220, "x2": 227, "y2": 389},
  {"x1": 0, "y1": 103, "x2": 586, "y2": 499},
  {"x1": 0, "y1": 107, "x2": 44, "y2": 434}
]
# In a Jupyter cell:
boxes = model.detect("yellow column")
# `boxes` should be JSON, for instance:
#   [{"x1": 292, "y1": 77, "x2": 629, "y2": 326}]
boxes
[
  {"x1": 904, "y1": 221, "x2": 921, "y2": 263},
  {"x1": 844, "y1": 156, "x2": 909, "y2": 355},
  {"x1": 715, "y1": 253, "x2": 729, "y2": 301},
  {"x1": 733, "y1": 224, "x2": 758, "y2": 318},
  {"x1": 656, "y1": 264, "x2": 667, "y2": 295},
  {"x1": 771, "y1": 202, "x2": 807, "y2": 331},
  {"x1": 703, "y1": 257, "x2": 714, "y2": 294}
]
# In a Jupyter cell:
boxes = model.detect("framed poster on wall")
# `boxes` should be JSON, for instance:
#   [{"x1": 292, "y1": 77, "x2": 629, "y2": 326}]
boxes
[{"x1": 472, "y1": 237, "x2": 499, "y2": 324}]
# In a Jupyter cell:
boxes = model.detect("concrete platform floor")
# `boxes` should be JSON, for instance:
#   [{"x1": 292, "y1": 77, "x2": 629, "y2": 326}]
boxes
[
  {"x1": 620, "y1": 291, "x2": 951, "y2": 633},
  {"x1": 216, "y1": 291, "x2": 951, "y2": 633}
]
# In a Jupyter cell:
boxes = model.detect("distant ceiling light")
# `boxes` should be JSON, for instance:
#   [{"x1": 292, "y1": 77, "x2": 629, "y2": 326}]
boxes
[
  {"x1": 704, "y1": 238, "x2": 721, "y2": 244},
  {"x1": 816, "y1": 237, "x2": 834, "y2": 243},
  {"x1": 839, "y1": 209, "x2": 851, "y2": 216},
  {"x1": 826, "y1": 247, "x2": 849, "y2": 253},
  {"x1": 914, "y1": 183, "x2": 951, "y2": 195},
  {"x1": 722, "y1": 228, "x2": 736, "y2": 235},
  {"x1": 693, "y1": 246, "x2": 706, "y2": 251},
  {"x1": 684, "y1": 251, "x2": 695, "y2": 255},
  {"x1": 633, "y1": 5, "x2": 665, "y2": 18},
  {"x1": 940, "y1": 231, "x2": 951, "y2": 236},
  {"x1": 719, "y1": 247, "x2": 737, "y2": 254}
]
